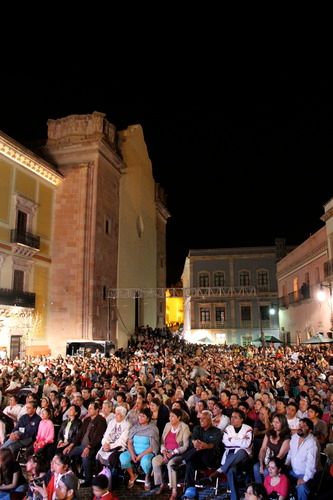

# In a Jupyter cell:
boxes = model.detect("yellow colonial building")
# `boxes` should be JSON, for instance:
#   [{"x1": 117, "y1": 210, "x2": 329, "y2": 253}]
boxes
[
  {"x1": 0, "y1": 112, "x2": 169, "y2": 357},
  {"x1": 0, "y1": 131, "x2": 62, "y2": 357}
]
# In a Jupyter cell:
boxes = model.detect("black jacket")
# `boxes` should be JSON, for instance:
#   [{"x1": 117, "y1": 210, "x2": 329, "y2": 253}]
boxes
[{"x1": 58, "y1": 418, "x2": 82, "y2": 444}]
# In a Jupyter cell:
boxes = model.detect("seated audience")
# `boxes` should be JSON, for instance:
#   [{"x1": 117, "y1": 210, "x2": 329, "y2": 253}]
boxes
[
  {"x1": 217, "y1": 409, "x2": 253, "y2": 500},
  {"x1": 285, "y1": 418, "x2": 320, "y2": 500},
  {"x1": 0, "y1": 448, "x2": 27, "y2": 499},
  {"x1": 254, "y1": 414, "x2": 290, "y2": 483},
  {"x1": 96, "y1": 406, "x2": 130, "y2": 470},
  {"x1": 152, "y1": 408, "x2": 191, "y2": 500},
  {"x1": 119, "y1": 408, "x2": 159, "y2": 491},
  {"x1": 264, "y1": 457, "x2": 289, "y2": 500}
]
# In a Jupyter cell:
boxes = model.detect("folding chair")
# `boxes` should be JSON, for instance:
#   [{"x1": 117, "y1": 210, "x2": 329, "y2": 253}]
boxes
[{"x1": 194, "y1": 467, "x2": 224, "y2": 496}]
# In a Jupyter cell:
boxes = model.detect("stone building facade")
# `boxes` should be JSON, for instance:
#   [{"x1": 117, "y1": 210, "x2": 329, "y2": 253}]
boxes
[
  {"x1": 182, "y1": 244, "x2": 281, "y2": 345},
  {"x1": 0, "y1": 112, "x2": 168, "y2": 356},
  {"x1": 0, "y1": 130, "x2": 62, "y2": 357},
  {"x1": 277, "y1": 197, "x2": 333, "y2": 343}
]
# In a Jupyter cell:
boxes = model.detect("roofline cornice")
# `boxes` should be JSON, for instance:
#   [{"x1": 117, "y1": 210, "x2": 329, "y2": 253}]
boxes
[{"x1": 0, "y1": 132, "x2": 63, "y2": 186}]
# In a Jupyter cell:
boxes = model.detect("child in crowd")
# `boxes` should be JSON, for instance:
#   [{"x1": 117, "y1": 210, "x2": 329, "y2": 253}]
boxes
[{"x1": 92, "y1": 474, "x2": 118, "y2": 500}]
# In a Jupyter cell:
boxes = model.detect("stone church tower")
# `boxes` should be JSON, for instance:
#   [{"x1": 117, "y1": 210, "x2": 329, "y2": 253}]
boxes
[{"x1": 44, "y1": 112, "x2": 168, "y2": 353}]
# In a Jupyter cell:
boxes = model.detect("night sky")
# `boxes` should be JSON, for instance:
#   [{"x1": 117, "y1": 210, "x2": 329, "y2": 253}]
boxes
[{"x1": 1, "y1": 51, "x2": 332, "y2": 285}]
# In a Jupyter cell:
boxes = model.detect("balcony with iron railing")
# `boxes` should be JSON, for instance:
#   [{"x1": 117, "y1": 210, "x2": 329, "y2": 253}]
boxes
[
  {"x1": 10, "y1": 229, "x2": 40, "y2": 250},
  {"x1": 279, "y1": 296, "x2": 289, "y2": 309},
  {"x1": 0, "y1": 288, "x2": 36, "y2": 308},
  {"x1": 324, "y1": 259, "x2": 333, "y2": 280},
  {"x1": 288, "y1": 284, "x2": 311, "y2": 305}
]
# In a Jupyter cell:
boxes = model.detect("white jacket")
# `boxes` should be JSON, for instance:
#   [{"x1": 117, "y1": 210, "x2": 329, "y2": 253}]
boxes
[
  {"x1": 221, "y1": 423, "x2": 253, "y2": 465},
  {"x1": 96, "y1": 418, "x2": 131, "y2": 461}
]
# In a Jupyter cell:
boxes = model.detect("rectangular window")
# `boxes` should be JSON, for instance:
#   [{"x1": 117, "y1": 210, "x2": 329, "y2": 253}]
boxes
[
  {"x1": 105, "y1": 217, "x2": 111, "y2": 235},
  {"x1": 13, "y1": 270, "x2": 24, "y2": 292},
  {"x1": 241, "y1": 305, "x2": 251, "y2": 321},
  {"x1": 199, "y1": 274, "x2": 209, "y2": 287},
  {"x1": 239, "y1": 272, "x2": 250, "y2": 286},
  {"x1": 214, "y1": 273, "x2": 225, "y2": 287},
  {"x1": 257, "y1": 271, "x2": 268, "y2": 286},
  {"x1": 242, "y1": 335, "x2": 252, "y2": 346},
  {"x1": 215, "y1": 307, "x2": 225, "y2": 323},
  {"x1": 260, "y1": 305, "x2": 270, "y2": 321},
  {"x1": 200, "y1": 308, "x2": 210, "y2": 322},
  {"x1": 17, "y1": 210, "x2": 27, "y2": 235}
]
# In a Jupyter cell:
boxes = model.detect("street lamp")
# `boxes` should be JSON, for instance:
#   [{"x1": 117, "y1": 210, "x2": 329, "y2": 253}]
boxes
[{"x1": 317, "y1": 283, "x2": 333, "y2": 330}]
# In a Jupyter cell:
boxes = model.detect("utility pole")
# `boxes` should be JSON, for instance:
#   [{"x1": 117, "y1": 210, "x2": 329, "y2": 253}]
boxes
[{"x1": 259, "y1": 305, "x2": 266, "y2": 357}]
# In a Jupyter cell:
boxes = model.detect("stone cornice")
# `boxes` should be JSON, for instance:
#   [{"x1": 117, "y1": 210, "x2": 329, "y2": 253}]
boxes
[
  {"x1": 0, "y1": 132, "x2": 63, "y2": 186},
  {"x1": 47, "y1": 111, "x2": 116, "y2": 148},
  {"x1": 321, "y1": 206, "x2": 333, "y2": 223},
  {"x1": 45, "y1": 138, "x2": 125, "y2": 176},
  {"x1": 277, "y1": 242, "x2": 327, "y2": 279}
]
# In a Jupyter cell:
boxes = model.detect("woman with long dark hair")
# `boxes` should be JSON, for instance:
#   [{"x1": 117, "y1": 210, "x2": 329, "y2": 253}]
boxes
[
  {"x1": 253, "y1": 414, "x2": 290, "y2": 483},
  {"x1": 0, "y1": 448, "x2": 26, "y2": 499},
  {"x1": 264, "y1": 457, "x2": 290, "y2": 500}
]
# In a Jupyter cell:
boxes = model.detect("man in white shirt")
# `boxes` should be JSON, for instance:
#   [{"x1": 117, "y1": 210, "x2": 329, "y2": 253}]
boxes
[
  {"x1": 286, "y1": 402, "x2": 300, "y2": 434},
  {"x1": 285, "y1": 418, "x2": 320, "y2": 500},
  {"x1": 0, "y1": 395, "x2": 22, "y2": 444}
]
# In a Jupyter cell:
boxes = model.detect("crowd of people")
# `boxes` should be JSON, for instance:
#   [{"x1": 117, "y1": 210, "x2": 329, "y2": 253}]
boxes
[{"x1": 0, "y1": 326, "x2": 332, "y2": 500}]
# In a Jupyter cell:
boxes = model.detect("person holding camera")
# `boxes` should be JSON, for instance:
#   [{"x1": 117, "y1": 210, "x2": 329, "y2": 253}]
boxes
[
  {"x1": 25, "y1": 454, "x2": 48, "y2": 499},
  {"x1": 30, "y1": 453, "x2": 72, "y2": 500}
]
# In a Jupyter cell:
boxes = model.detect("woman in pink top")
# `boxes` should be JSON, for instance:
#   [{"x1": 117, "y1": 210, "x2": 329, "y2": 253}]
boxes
[
  {"x1": 152, "y1": 408, "x2": 191, "y2": 500},
  {"x1": 33, "y1": 408, "x2": 55, "y2": 457},
  {"x1": 264, "y1": 457, "x2": 289, "y2": 500}
]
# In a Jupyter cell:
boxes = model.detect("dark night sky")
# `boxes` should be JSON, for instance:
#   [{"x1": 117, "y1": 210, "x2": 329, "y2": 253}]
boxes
[{"x1": 1, "y1": 42, "x2": 332, "y2": 285}]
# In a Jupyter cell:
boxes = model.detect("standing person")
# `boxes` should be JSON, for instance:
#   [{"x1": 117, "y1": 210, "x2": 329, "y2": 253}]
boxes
[{"x1": 285, "y1": 418, "x2": 320, "y2": 500}]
